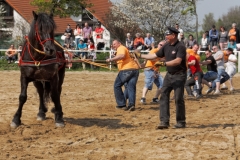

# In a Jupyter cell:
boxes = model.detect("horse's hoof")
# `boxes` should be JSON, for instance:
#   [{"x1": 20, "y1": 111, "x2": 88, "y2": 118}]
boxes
[
  {"x1": 10, "y1": 122, "x2": 19, "y2": 129},
  {"x1": 55, "y1": 122, "x2": 65, "y2": 128},
  {"x1": 37, "y1": 116, "x2": 46, "y2": 121}
]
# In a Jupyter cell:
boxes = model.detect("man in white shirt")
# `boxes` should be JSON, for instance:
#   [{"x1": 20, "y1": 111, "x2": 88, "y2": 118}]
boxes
[{"x1": 225, "y1": 48, "x2": 237, "y2": 91}]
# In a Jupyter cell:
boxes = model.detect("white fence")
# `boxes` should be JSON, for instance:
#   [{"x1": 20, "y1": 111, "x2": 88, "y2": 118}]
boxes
[{"x1": 0, "y1": 49, "x2": 240, "y2": 72}]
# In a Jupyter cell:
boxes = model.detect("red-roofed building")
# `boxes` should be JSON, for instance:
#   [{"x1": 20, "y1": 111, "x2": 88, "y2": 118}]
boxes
[{"x1": 1, "y1": 0, "x2": 112, "y2": 47}]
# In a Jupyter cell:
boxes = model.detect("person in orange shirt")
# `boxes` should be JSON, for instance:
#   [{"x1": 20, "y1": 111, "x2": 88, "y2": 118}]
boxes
[
  {"x1": 133, "y1": 33, "x2": 144, "y2": 49},
  {"x1": 5, "y1": 44, "x2": 17, "y2": 64},
  {"x1": 186, "y1": 44, "x2": 200, "y2": 62},
  {"x1": 106, "y1": 40, "x2": 139, "y2": 111},
  {"x1": 228, "y1": 23, "x2": 237, "y2": 42},
  {"x1": 140, "y1": 40, "x2": 166, "y2": 104}
]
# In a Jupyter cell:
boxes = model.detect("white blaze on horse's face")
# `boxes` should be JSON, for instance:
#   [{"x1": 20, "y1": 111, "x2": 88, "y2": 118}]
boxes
[{"x1": 33, "y1": 11, "x2": 56, "y2": 56}]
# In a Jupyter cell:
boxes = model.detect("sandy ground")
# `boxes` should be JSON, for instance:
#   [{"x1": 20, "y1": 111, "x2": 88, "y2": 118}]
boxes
[{"x1": 1, "y1": 70, "x2": 240, "y2": 160}]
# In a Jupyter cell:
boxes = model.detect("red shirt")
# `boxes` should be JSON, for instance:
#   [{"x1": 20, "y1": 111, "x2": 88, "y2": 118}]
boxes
[
  {"x1": 89, "y1": 44, "x2": 95, "y2": 50},
  {"x1": 95, "y1": 28, "x2": 104, "y2": 39},
  {"x1": 188, "y1": 55, "x2": 202, "y2": 75}
]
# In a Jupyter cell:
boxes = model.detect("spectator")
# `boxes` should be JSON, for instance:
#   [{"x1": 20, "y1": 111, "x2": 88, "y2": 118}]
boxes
[
  {"x1": 5, "y1": 44, "x2": 17, "y2": 64},
  {"x1": 133, "y1": 33, "x2": 144, "y2": 49},
  {"x1": 178, "y1": 33, "x2": 187, "y2": 46},
  {"x1": 64, "y1": 24, "x2": 73, "y2": 37},
  {"x1": 95, "y1": 23, "x2": 104, "y2": 39},
  {"x1": 199, "y1": 33, "x2": 209, "y2": 51},
  {"x1": 227, "y1": 39, "x2": 237, "y2": 50},
  {"x1": 82, "y1": 22, "x2": 93, "y2": 43},
  {"x1": 88, "y1": 41, "x2": 96, "y2": 60},
  {"x1": 143, "y1": 33, "x2": 155, "y2": 50},
  {"x1": 205, "y1": 30, "x2": 210, "y2": 42},
  {"x1": 218, "y1": 26, "x2": 228, "y2": 50},
  {"x1": 78, "y1": 39, "x2": 88, "y2": 70},
  {"x1": 63, "y1": 34, "x2": 73, "y2": 49},
  {"x1": 126, "y1": 33, "x2": 133, "y2": 50},
  {"x1": 225, "y1": 48, "x2": 237, "y2": 91},
  {"x1": 175, "y1": 23, "x2": 184, "y2": 40},
  {"x1": 185, "y1": 34, "x2": 197, "y2": 49},
  {"x1": 74, "y1": 24, "x2": 82, "y2": 50},
  {"x1": 228, "y1": 23, "x2": 237, "y2": 42},
  {"x1": 209, "y1": 25, "x2": 219, "y2": 50}
]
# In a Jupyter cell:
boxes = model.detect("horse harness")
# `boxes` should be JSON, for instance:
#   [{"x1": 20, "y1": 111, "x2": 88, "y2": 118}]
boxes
[{"x1": 19, "y1": 35, "x2": 66, "y2": 70}]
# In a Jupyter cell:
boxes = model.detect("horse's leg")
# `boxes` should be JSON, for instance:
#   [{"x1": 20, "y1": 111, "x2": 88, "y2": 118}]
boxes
[
  {"x1": 10, "y1": 77, "x2": 29, "y2": 128},
  {"x1": 50, "y1": 68, "x2": 65, "y2": 113},
  {"x1": 51, "y1": 76, "x2": 64, "y2": 127},
  {"x1": 33, "y1": 81, "x2": 48, "y2": 121}
]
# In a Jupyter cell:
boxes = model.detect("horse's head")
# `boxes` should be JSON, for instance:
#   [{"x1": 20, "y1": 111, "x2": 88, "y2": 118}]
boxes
[{"x1": 31, "y1": 11, "x2": 56, "y2": 56}]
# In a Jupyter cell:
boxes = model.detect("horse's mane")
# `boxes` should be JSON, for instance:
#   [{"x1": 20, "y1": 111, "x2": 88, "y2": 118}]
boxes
[{"x1": 28, "y1": 12, "x2": 56, "y2": 42}]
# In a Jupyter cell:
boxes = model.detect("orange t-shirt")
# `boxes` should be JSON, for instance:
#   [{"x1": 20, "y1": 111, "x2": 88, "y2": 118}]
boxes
[
  {"x1": 186, "y1": 49, "x2": 200, "y2": 62},
  {"x1": 133, "y1": 37, "x2": 144, "y2": 46},
  {"x1": 223, "y1": 50, "x2": 229, "y2": 63},
  {"x1": 116, "y1": 45, "x2": 139, "y2": 71},
  {"x1": 229, "y1": 28, "x2": 236, "y2": 41},
  {"x1": 145, "y1": 48, "x2": 160, "y2": 71},
  {"x1": 7, "y1": 48, "x2": 16, "y2": 55}
]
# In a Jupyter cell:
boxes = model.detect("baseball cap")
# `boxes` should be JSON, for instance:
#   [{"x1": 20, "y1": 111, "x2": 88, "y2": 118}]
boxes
[{"x1": 165, "y1": 27, "x2": 180, "y2": 35}]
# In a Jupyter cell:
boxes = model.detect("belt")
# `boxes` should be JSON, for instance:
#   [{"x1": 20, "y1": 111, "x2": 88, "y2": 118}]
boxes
[{"x1": 168, "y1": 70, "x2": 185, "y2": 75}]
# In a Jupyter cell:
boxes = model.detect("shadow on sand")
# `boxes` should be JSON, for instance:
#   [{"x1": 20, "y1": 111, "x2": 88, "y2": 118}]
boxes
[{"x1": 64, "y1": 117, "x2": 134, "y2": 129}]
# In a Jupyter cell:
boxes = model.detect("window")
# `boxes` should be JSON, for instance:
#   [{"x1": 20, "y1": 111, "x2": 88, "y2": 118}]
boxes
[{"x1": 0, "y1": 1, "x2": 13, "y2": 16}]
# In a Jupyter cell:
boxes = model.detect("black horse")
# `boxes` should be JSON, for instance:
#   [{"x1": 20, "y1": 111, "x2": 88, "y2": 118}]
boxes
[{"x1": 10, "y1": 11, "x2": 66, "y2": 128}]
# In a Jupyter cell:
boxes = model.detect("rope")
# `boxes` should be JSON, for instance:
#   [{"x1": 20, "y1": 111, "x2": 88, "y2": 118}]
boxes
[
  {"x1": 25, "y1": 37, "x2": 46, "y2": 54},
  {"x1": 54, "y1": 40, "x2": 117, "y2": 70}
]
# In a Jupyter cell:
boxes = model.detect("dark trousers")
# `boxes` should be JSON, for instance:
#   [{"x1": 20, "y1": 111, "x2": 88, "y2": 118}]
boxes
[
  {"x1": 210, "y1": 40, "x2": 218, "y2": 50},
  {"x1": 159, "y1": 72, "x2": 187, "y2": 123},
  {"x1": 185, "y1": 71, "x2": 203, "y2": 95}
]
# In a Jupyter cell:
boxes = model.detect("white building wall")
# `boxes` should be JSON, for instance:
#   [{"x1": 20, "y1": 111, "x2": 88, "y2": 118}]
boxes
[{"x1": 12, "y1": 10, "x2": 30, "y2": 42}]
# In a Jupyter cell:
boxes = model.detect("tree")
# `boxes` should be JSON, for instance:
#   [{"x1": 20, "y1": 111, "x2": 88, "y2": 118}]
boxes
[
  {"x1": 108, "y1": 0, "x2": 196, "y2": 42},
  {"x1": 220, "y1": 6, "x2": 240, "y2": 30},
  {"x1": 30, "y1": 0, "x2": 93, "y2": 17},
  {"x1": 103, "y1": 6, "x2": 143, "y2": 43},
  {"x1": 181, "y1": 0, "x2": 199, "y2": 42},
  {"x1": 201, "y1": 13, "x2": 216, "y2": 32},
  {"x1": 0, "y1": 4, "x2": 6, "y2": 29}
]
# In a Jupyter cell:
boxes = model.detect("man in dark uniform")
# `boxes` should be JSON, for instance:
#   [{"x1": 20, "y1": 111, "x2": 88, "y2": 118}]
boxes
[{"x1": 134, "y1": 27, "x2": 187, "y2": 129}]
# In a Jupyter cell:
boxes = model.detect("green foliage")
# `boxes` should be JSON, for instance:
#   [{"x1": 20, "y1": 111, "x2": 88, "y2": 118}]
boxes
[
  {"x1": 201, "y1": 13, "x2": 216, "y2": 32},
  {"x1": 202, "y1": 6, "x2": 240, "y2": 32},
  {"x1": 30, "y1": 0, "x2": 93, "y2": 18}
]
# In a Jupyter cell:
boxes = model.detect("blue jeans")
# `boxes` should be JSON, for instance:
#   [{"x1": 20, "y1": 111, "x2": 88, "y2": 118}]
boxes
[
  {"x1": 203, "y1": 71, "x2": 218, "y2": 82},
  {"x1": 75, "y1": 38, "x2": 80, "y2": 49},
  {"x1": 144, "y1": 69, "x2": 164, "y2": 90},
  {"x1": 211, "y1": 68, "x2": 230, "y2": 89},
  {"x1": 114, "y1": 69, "x2": 139, "y2": 107}
]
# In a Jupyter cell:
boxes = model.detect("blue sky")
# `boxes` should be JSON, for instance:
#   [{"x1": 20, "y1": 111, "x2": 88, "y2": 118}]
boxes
[{"x1": 110, "y1": 0, "x2": 240, "y2": 27}]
